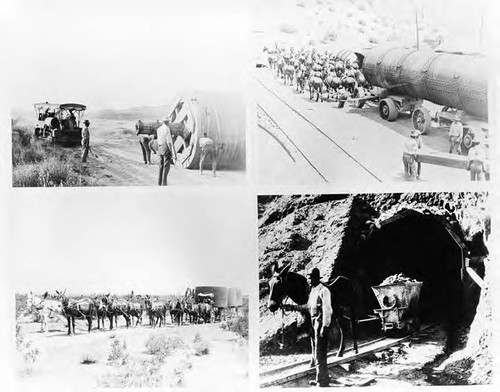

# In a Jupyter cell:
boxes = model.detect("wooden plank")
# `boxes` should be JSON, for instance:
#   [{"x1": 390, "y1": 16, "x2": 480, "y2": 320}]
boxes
[
  {"x1": 416, "y1": 151, "x2": 468, "y2": 170},
  {"x1": 466, "y1": 267, "x2": 485, "y2": 289}
]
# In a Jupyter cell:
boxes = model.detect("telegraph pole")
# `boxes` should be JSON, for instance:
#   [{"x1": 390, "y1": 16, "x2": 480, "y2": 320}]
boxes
[{"x1": 415, "y1": 9, "x2": 420, "y2": 49}]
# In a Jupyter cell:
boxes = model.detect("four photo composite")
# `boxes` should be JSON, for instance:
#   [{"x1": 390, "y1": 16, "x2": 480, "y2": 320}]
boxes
[{"x1": 2, "y1": 0, "x2": 495, "y2": 390}]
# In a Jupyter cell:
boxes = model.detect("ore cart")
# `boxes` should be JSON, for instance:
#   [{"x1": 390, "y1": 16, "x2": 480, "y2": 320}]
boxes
[{"x1": 371, "y1": 281, "x2": 423, "y2": 333}]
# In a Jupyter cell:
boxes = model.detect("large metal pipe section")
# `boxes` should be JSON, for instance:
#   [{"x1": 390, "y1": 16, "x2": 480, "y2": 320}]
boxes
[
  {"x1": 194, "y1": 286, "x2": 228, "y2": 308},
  {"x1": 169, "y1": 91, "x2": 246, "y2": 170},
  {"x1": 358, "y1": 47, "x2": 488, "y2": 119}
]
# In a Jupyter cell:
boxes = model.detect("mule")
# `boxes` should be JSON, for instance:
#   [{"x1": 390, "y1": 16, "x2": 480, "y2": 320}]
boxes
[
  {"x1": 308, "y1": 75, "x2": 324, "y2": 102},
  {"x1": 27, "y1": 291, "x2": 63, "y2": 333},
  {"x1": 144, "y1": 295, "x2": 166, "y2": 327},
  {"x1": 55, "y1": 290, "x2": 95, "y2": 335},
  {"x1": 102, "y1": 294, "x2": 132, "y2": 329},
  {"x1": 267, "y1": 262, "x2": 358, "y2": 364}
]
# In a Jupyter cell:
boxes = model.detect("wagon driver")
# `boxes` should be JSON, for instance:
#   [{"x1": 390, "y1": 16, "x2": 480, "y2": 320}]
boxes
[
  {"x1": 81, "y1": 119, "x2": 91, "y2": 163},
  {"x1": 307, "y1": 267, "x2": 333, "y2": 387}
]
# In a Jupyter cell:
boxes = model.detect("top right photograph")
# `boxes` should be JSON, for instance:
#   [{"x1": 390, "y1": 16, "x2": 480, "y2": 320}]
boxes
[{"x1": 254, "y1": 0, "x2": 491, "y2": 186}]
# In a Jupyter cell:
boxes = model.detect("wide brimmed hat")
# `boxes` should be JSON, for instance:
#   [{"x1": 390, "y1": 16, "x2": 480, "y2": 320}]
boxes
[
  {"x1": 83, "y1": 119, "x2": 90, "y2": 125},
  {"x1": 307, "y1": 267, "x2": 321, "y2": 279}
]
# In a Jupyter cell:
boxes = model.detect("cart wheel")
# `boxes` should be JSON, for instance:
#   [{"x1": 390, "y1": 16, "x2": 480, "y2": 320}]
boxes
[
  {"x1": 411, "y1": 107, "x2": 432, "y2": 134},
  {"x1": 379, "y1": 98, "x2": 398, "y2": 121},
  {"x1": 462, "y1": 132, "x2": 474, "y2": 150}
]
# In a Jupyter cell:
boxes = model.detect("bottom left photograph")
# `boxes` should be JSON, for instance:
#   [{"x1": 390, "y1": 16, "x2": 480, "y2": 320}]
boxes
[{"x1": 9, "y1": 190, "x2": 252, "y2": 389}]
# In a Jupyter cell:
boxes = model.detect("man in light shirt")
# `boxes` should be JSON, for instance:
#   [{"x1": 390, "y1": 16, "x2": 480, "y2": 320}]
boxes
[
  {"x1": 402, "y1": 130, "x2": 421, "y2": 180},
  {"x1": 307, "y1": 267, "x2": 333, "y2": 387},
  {"x1": 199, "y1": 132, "x2": 217, "y2": 177},
  {"x1": 156, "y1": 119, "x2": 175, "y2": 186},
  {"x1": 449, "y1": 115, "x2": 463, "y2": 154}
]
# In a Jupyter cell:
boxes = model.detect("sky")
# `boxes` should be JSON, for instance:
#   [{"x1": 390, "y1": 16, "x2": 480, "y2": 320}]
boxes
[
  {"x1": 0, "y1": 0, "x2": 251, "y2": 111},
  {"x1": 5, "y1": 187, "x2": 256, "y2": 296}
]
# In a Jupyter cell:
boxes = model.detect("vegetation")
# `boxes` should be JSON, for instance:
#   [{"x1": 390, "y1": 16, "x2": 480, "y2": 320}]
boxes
[
  {"x1": 192, "y1": 333, "x2": 210, "y2": 356},
  {"x1": 108, "y1": 338, "x2": 129, "y2": 365},
  {"x1": 11, "y1": 124, "x2": 89, "y2": 187},
  {"x1": 16, "y1": 323, "x2": 39, "y2": 375},
  {"x1": 80, "y1": 354, "x2": 98, "y2": 365}
]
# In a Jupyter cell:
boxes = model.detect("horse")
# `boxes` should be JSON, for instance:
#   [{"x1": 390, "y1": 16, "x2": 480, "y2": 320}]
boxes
[
  {"x1": 126, "y1": 295, "x2": 144, "y2": 326},
  {"x1": 92, "y1": 295, "x2": 109, "y2": 330},
  {"x1": 323, "y1": 72, "x2": 342, "y2": 99},
  {"x1": 26, "y1": 291, "x2": 63, "y2": 332},
  {"x1": 55, "y1": 290, "x2": 96, "y2": 335},
  {"x1": 197, "y1": 302, "x2": 213, "y2": 323},
  {"x1": 267, "y1": 262, "x2": 358, "y2": 364},
  {"x1": 341, "y1": 76, "x2": 357, "y2": 97},
  {"x1": 184, "y1": 302, "x2": 200, "y2": 324}
]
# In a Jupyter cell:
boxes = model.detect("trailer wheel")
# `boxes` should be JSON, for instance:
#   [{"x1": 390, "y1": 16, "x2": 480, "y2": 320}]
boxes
[
  {"x1": 411, "y1": 107, "x2": 432, "y2": 134},
  {"x1": 379, "y1": 98, "x2": 398, "y2": 121},
  {"x1": 462, "y1": 132, "x2": 474, "y2": 150}
]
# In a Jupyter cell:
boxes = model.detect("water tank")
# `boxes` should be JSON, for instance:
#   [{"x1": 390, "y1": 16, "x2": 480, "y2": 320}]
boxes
[{"x1": 227, "y1": 287, "x2": 243, "y2": 307}]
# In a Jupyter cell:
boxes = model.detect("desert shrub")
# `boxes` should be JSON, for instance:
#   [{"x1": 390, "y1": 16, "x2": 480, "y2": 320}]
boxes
[
  {"x1": 221, "y1": 315, "x2": 249, "y2": 339},
  {"x1": 108, "y1": 338, "x2": 129, "y2": 365},
  {"x1": 169, "y1": 357, "x2": 193, "y2": 388},
  {"x1": 145, "y1": 333, "x2": 185, "y2": 361},
  {"x1": 81, "y1": 354, "x2": 98, "y2": 365},
  {"x1": 280, "y1": 24, "x2": 298, "y2": 34},
  {"x1": 100, "y1": 357, "x2": 163, "y2": 387},
  {"x1": 192, "y1": 333, "x2": 210, "y2": 356},
  {"x1": 13, "y1": 157, "x2": 82, "y2": 187}
]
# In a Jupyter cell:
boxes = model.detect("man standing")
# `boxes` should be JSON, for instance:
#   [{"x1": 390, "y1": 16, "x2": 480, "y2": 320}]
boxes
[
  {"x1": 81, "y1": 119, "x2": 90, "y2": 163},
  {"x1": 467, "y1": 139, "x2": 486, "y2": 181},
  {"x1": 307, "y1": 267, "x2": 333, "y2": 387},
  {"x1": 156, "y1": 119, "x2": 175, "y2": 186},
  {"x1": 448, "y1": 115, "x2": 463, "y2": 154},
  {"x1": 402, "y1": 130, "x2": 421, "y2": 180},
  {"x1": 199, "y1": 132, "x2": 217, "y2": 177}
]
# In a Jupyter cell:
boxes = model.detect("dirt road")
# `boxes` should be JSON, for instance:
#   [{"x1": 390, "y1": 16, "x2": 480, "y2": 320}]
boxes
[
  {"x1": 71, "y1": 119, "x2": 245, "y2": 187},
  {"x1": 255, "y1": 68, "x2": 471, "y2": 186},
  {"x1": 16, "y1": 318, "x2": 248, "y2": 388}
]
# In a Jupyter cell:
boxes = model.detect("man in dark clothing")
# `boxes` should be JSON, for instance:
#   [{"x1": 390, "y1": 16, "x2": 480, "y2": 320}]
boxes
[{"x1": 81, "y1": 119, "x2": 90, "y2": 162}]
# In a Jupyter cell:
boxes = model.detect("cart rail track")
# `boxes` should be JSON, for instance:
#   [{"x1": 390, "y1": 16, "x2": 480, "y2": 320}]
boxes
[
  {"x1": 257, "y1": 103, "x2": 328, "y2": 183},
  {"x1": 257, "y1": 78, "x2": 383, "y2": 183},
  {"x1": 260, "y1": 325, "x2": 434, "y2": 387}
]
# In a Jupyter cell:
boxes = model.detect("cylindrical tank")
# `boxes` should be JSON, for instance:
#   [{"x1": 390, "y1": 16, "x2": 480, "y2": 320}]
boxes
[
  {"x1": 167, "y1": 91, "x2": 246, "y2": 170},
  {"x1": 335, "y1": 50, "x2": 358, "y2": 65},
  {"x1": 358, "y1": 47, "x2": 488, "y2": 119},
  {"x1": 194, "y1": 286, "x2": 228, "y2": 308},
  {"x1": 44, "y1": 117, "x2": 60, "y2": 129},
  {"x1": 227, "y1": 287, "x2": 243, "y2": 308}
]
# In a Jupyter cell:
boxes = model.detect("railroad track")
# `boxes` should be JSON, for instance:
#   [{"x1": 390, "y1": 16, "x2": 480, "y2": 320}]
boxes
[
  {"x1": 260, "y1": 324, "x2": 434, "y2": 387},
  {"x1": 256, "y1": 77, "x2": 383, "y2": 184}
]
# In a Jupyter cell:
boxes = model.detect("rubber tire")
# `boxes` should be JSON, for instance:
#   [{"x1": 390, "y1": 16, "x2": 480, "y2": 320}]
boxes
[
  {"x1": 462, "y1": 132, "x2": 474, "y2": 150},
  {"x1": 411, "y1": 107, "x2": 432, "y2": 134},
  {"x1": 379, "y1": 98, "x2": 398, "y2": 121}
]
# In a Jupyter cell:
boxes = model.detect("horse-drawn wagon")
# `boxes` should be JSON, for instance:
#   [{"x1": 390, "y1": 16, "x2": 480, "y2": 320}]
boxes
[{"x1": 371, "y1": 276, "x2": 423, "y2": 334}]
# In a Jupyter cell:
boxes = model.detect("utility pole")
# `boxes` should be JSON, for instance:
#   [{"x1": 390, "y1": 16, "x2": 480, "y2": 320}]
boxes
[{"x1": 415, "y1": 10, "x2": 420, "y2": 50}]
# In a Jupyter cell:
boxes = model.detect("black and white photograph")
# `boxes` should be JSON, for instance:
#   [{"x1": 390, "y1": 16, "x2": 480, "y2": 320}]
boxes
[
  {"x1": 253, "y1": 0, "x2": 491, "y2": 185},
  {"x1": 258, "y1": 192, "x2": 492, "y2": 387},
  {"x1": 8, "y1": 189, "x2": 251, "y2": 388},
  {"x1": 6, "y1": 0, "x2": 248, "y2": 188}
]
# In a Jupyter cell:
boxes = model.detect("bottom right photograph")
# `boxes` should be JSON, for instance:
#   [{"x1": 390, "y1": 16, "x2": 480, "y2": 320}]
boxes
[{"x1": 258, "y1": 192, "x2": 491, "y2": 388}]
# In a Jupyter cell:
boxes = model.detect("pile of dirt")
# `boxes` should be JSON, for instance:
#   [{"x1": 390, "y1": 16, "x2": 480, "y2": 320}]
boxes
[{"x1": 259, "y1": 192, "x2": 491, "y2": 384}]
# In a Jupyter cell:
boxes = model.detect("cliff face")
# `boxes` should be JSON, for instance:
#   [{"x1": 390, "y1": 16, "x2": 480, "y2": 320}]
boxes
[{"x1": 259, "y1": 192, "x2": 491, "y2": 384}]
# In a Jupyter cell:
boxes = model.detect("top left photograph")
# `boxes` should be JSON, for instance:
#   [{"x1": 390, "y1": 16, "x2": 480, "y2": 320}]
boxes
[{"x1": 5, "y1": 0, "x2": 249, "y2": 187}]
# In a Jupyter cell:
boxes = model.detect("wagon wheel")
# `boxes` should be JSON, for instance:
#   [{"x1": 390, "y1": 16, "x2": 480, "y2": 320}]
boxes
[
  {"x1": 411, "y1": 107, "x2": 432, "y2": 134},
  {"x1": 462, "y1": 131, "x2": 474, "y2": 152},
  {"x1": 379, "y1": 98, "x2": 398, "y2": 121}
]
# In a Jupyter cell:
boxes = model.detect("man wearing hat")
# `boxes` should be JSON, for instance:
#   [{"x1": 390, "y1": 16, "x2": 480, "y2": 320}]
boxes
[
  {"x1": 467, "y1": 138, "x2": 486, "y2": 181},
  {"x1": 402, "y1": 129, "x2": 422, "y2": 180},
  {"x1": 81, "y1": 119, "x2": 90, "y2": 163},
  {"x1": 156, "y1": 118, "x2": 175, "y2": 186},
  {"x1": 307, "y1": 267, "x2": 333, "y2": 387},
  {"x1": 199, "y1": 131, "x2": 217, "y2": 177},
  {"x1": 449, "y1": 115, "x2": 463, "y2": 154}
]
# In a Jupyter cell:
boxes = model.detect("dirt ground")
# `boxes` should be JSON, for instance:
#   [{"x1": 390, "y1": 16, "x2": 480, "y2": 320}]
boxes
[
  {"x1": 67, "y1": 118, "x2": 245, "y2": 187},
  {"x1": 16, "y1": 317, "x2": 248, "y2": 389}
]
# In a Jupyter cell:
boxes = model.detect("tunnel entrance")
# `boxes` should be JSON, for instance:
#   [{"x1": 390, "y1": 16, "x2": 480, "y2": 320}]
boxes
[{"x1": 335, "y1": 209, "x2": 485, "y2": 349}]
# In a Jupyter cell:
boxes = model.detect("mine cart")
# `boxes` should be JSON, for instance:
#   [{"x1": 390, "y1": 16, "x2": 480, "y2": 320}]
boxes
[{"x1": 371, "y1": 280, "x2": 423, "y2": 333}]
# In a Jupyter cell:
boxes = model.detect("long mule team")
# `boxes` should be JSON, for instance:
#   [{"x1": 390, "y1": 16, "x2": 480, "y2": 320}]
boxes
[
  {"x1": 266, "y1": 46, "x2": 368, "y2": 103},
  {"x1": 24, "y1": 290, "x2": 219, "y2": 336}
]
